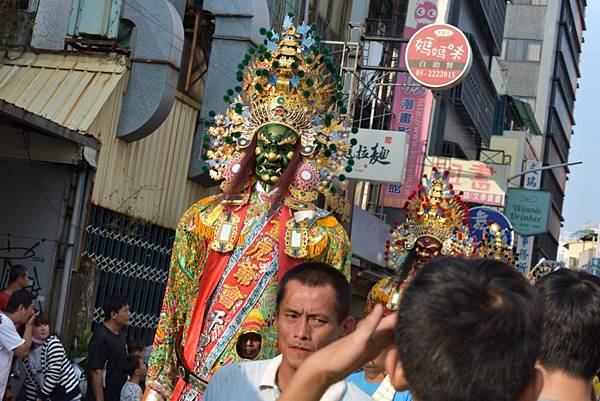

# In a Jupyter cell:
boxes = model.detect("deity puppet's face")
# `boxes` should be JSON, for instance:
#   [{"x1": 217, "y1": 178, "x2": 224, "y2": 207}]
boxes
[
  {"x1": 255, "y1": 123, "x2": 299, "y2": 185},
  {"x1": 413, "y1": 235, "x2": 443, "y2": 267}
]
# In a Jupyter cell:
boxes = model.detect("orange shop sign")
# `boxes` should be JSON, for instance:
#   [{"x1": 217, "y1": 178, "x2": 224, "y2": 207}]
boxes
[
  {"x1": 423, "y1": 157, "x2": 508, "y2": 207},
  {"x1": 406, "y1": 23, "x2": 472, "y2": 89}
]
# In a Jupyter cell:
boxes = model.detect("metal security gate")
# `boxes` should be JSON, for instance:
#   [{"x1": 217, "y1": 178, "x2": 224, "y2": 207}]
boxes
[{"x1": 83, "y1": 205, "x2": 174, "y2": 344}]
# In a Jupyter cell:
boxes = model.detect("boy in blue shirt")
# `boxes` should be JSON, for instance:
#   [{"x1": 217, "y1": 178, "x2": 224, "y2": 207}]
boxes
[
  {"x1": 346, "y1": 281, "x2": 411, "y2": 401},
  {"x1": 346, "y1": 346, "x2": 411, "y2": 401}
]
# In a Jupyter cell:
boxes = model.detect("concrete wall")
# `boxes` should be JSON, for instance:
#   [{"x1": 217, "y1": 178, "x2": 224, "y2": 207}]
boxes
[
  {"x1": 31, "y1": 0, "x2": 72, "y2": 50},
  {"x1": 490, "y1": 132, "x2": 526, "y2": 181},
  {"x1": 0, "y1": 157, "x2": 71, "y2": 313},
  {"x1": 505, "y1": 5, "x2": 546, "y2": 40},
  {"x1": 188, "y1": 0, "x2": 256, "y2": 179},
  {"x1": 503, "y1": 4, "x2": 547, "y2": 105},
  {"x1": 505, "y1": 63, "x2": 541, "y2": 99}
]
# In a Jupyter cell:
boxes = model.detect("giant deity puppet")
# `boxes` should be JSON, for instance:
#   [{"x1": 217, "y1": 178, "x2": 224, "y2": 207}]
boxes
[
  {"x1": 368, "y1": 169, "x2": 517, "y2": 313},
  {"x1": 367, "y1": 169, "x2": 475, "y2": 313},
  {"x1": 145, "y1": 18, "x2": 355, "y2": 401}
]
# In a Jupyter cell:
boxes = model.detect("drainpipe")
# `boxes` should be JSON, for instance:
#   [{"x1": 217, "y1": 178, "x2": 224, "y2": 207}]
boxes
[{"x1": 54, "y1": 169, "x2": 86, "y2": 334}]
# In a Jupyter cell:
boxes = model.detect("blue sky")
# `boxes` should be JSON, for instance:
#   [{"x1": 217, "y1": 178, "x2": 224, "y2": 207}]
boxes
[{"x1": 561, "y1": 1, "x2": 600, "y2": 233}]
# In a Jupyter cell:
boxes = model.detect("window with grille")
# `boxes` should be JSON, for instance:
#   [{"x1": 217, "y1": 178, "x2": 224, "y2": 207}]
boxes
[{"x1": 501, "y1": 39, "x2": 543, "y2": 62}]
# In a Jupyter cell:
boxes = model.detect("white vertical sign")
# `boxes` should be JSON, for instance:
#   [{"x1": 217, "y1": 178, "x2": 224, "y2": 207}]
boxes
[
  {"x1": 523, "y1": 160, "x2": 542, "y2": 190},
  {"x1": 515, "y1": 160, "x2": 542, "y2": 274}
]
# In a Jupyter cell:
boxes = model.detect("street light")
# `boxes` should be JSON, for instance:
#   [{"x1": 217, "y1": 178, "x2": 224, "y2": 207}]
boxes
[{"x1": 507, "y1": 161, "x2": 583, "y2": 183}]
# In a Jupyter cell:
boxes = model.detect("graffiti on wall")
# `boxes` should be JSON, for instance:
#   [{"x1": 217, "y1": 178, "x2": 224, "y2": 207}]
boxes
[{"x1": 0, "y1": 235, "x2": 49, "y2": 311}]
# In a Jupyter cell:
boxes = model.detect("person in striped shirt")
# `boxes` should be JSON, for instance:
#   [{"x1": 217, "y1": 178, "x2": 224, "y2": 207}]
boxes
[{"x1": 23, "y1": 314, "x2": 81, "y2": 401}]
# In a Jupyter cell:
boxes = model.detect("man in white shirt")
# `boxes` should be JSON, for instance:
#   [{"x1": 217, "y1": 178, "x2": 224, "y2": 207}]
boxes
[
  {"x1": 0, "y1": 289, "x2": 37, "y2": 400},
  {"x1": 203, "y1": 262, "x2": 371, "y2": 401}
]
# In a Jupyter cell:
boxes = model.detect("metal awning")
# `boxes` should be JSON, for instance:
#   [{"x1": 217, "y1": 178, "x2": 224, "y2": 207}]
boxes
[
  {"x1": 0, "y1": 51, "x2": 129, "y2": 149},
  {"x1": 511, "y1": 97, "x2": 542, "y2": 136}
]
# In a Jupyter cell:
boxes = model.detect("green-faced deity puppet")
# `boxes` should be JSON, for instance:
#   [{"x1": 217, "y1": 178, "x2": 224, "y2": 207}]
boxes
[
  {"x1": 255, "y1": 124, "x2": 299, "y2": 188},
  {"x1": 145, "y1": 19, "x2": 356, "y2": 401}
]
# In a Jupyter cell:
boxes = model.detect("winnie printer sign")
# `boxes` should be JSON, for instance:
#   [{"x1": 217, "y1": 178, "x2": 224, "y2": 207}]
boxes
[{"x1": 505, "y1": 188, "x2": 551, "y2": 236}]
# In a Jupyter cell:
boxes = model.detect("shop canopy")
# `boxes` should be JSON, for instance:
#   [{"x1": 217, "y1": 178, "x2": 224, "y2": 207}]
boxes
[{"x1": 0, "y1": 51, "x2": 128, "y2": 149}]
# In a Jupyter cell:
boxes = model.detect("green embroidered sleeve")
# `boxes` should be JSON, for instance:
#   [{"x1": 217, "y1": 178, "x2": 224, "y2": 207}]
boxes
[
  {"x1": 146, "y1": 201, "x2": 210, "y2": 399},
  {"x1": 307, "y1": 216, "x2": 352, "y2": 281},
  {"x1": 321, "y1": 221, "x2": 352, "y2": 280}
]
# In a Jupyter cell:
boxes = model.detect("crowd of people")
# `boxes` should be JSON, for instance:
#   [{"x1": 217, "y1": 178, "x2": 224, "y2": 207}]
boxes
[
  {"x1": 1, "y1": 255, "x2": 600, "y2": 401},
  {"x1": 0, "y1": 266, "x2": 148, "y2": 401},
  {"x1": 199, "y1": 258, "x2": 600, "y2": 401}
]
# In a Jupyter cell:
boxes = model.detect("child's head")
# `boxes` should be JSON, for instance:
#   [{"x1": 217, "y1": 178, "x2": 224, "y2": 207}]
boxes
[
  {"x1": 123, "y1": 355, "x2": 147, "y2": 379},
  {"x1": 32, "y1": 314, "x2": 50, "y2": 341},
  {"x1": 128, "y1": 340, "x2": 146, "y2": 358}
]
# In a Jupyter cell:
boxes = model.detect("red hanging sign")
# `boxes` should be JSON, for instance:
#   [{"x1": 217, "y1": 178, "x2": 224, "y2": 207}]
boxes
[{"x1": 405, "y1": 23, "x2": 472, "y2": 90}]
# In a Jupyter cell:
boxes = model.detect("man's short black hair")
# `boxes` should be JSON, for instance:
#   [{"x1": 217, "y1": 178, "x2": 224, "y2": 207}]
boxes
[
  {"x1": 103, "y1": 295, "x2": 129, "y2": 321},
  {"x1": 396, "y1": 257, "x2": 542, "y2": 401},
  {"x1": 5, "y1": 289, "x2": 36, "y2": 314},
  {"x1": 122, "y1": 355, "x2": 141, "y2": 377},
  {"x1": 535, "y1": 269, "x2": 600, "y2": 379},
  {"x1": 276, "y1": 262, "x2": 350, "y2": 323},
  {"x1": 8, "y1": 264, "x2": 28, "y2": 284}
]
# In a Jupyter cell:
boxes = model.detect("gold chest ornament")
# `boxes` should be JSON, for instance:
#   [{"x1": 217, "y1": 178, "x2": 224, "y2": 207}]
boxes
[
  {"x1": 210, "y1": 211, "x2": 241, "y2": 253},
  {"x1": 284, "y1": 218, "x2": 310, "y2": 258}
]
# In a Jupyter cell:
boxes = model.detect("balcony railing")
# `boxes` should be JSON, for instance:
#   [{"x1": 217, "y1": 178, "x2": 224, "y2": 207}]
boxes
[
  {"x1": 536, "y1": 233, "x2": 559, "y2": 260},
  {"x1": 471, "y1": 0, "x2": 507, "y2": 56},
  {"x1": 547, "y1": 108, "x2": 571, "y2": 161},
  {"x1": 541, "y1": 169, "x2": 565, "y2": 213},
  {"x1": 554, "y1": 53, "x2": 577, "y2": 108},
  {"x1": 449, "y1": 37, "x2": 498, "y2": 148}
]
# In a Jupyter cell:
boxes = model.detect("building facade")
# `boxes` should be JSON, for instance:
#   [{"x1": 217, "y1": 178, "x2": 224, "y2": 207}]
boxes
[
  {"x1": 501, "y1": 0, "x2": 587, "y2": 260},
  {"x1": 428, "y1": 0, "x2": 507, "y2": 161},
  {"x1": 0, "y1": 0, "x2": 216, "y2": 344}
]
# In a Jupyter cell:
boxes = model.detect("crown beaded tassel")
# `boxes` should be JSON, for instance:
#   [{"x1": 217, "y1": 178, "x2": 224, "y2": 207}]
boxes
[{"x1": 202, "y1": 15, "x2": 356, "y2": 197}]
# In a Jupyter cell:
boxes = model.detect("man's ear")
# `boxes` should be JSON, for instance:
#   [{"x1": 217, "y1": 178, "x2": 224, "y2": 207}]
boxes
[
  {"x1": 518, "y1": 367, "x2": 543, "y2": 401},
  {"x1": 385, "y1": 347, "x2": 409, "y2": 392},
  {"x1": 340, "y1": 316, "x2": 356, "y2": 336}
]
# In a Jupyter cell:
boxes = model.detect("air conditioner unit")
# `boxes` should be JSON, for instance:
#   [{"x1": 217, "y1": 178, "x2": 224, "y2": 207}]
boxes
[{"x1": 67, "y1": 0, "x2": 122, "y2": 40}]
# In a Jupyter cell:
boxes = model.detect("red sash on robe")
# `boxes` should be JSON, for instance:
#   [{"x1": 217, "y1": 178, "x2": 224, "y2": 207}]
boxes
[{"x1": 170, "y1": 203, "x2": 301, "y2": 400}]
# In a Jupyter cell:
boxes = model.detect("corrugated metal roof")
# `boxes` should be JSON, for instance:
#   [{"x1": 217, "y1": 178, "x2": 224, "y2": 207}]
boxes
[
  {"x1": 90, "y1": 86, "x2": 212, "y2": 229},
  {"x1": 0, "y1": 52, "x2": 128, "y2": 133}
]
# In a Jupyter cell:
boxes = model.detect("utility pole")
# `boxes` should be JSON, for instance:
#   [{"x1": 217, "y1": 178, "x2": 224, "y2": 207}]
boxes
[{"x1": 507, "y1": 161, "x2": 583, "y2": 183}]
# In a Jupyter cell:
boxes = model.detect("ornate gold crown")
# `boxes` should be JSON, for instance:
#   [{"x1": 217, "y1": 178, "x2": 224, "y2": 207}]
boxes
[
  {"x1": 202, "y1": 17, "x2": 355, "y2": 196},
  {"x1": 386, "y1": 169, "x2": 471, "y2": 270},
  {"x1": 476, "y1": 223, "x2": 515, "y2": 264},
  {"x1": 526, "y1": 260, "x2": 561, "y2": 284}
]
